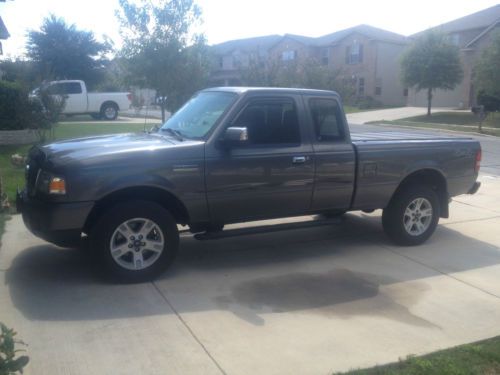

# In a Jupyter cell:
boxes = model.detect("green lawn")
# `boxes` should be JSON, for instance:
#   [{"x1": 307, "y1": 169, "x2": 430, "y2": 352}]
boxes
[
  {"x1": 0, "y1": 121, "x2": 154, "y2": 205},
  {"x1": 337, "y1": 335, "x2": 500, "y2": 375},
  {"x1": 371, "y1": 111, "x2": 500, "y2": 137}
]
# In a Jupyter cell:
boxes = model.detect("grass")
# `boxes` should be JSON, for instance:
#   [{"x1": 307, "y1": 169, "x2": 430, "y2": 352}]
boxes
[
  {"x1": 370, "y1": 111, "x2": 500, "y2": 137},
  {"x1": 0, "y1": 121, "x2": 154, "y2": 205},
  {"x1": 337, "y1": 335, "x2": 500, "y2": 375}
]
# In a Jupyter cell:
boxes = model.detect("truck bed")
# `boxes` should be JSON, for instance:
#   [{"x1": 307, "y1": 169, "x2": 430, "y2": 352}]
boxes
[{"x1": 350, "y1": 130, "x2": 473, "y2": 143}]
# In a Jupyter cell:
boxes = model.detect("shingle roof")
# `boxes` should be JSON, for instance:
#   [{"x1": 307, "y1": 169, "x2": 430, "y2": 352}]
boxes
[
  {"x1": 212, "y1": 34, "x2": 282, "y2": 54},
  {"x1": 316, "y1": 24, "x2": 408, "y2": 45},
  {"x1": 412, "y1": 4, "x2": 500, "y2": 36},
  {"x1": 0, "y1": 16, "x2": 9, "y2": 40}
]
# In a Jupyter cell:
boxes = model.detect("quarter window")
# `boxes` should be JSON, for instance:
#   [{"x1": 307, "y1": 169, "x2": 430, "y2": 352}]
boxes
[{"x1": 309, "y1": 98, "x2": 344, "y2": 142}]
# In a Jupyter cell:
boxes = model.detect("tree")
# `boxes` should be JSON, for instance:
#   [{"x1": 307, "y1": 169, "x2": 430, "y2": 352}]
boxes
[
  {"x1": 475, "y1": 30, "x2": 500, "y2": 109},
  {"x1": 239, "y1": 57, "x2": 355, "y2": 102},
  {"x1": 26, "y1": 15, "x2": 111, "y2": 88},
  {"x1": 401, "y1": 31, "x2": 463, "y2": 116},
  {"x1": 116, "y1": 0, "x2": 211, "y2": 120}
]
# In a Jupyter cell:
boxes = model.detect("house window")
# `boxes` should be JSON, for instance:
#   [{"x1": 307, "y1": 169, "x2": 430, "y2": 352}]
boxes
[
  {"x1": 282, "y1": 50, "x2": 297, "y2": 61},
  {"x1": 358, "y1": 78, "x2": 365, "y2": 96},
  {"x1": 346, "y1": 42, "x2": 363, "y2": 64},
  {"x1": 449, "y1": 33, "x2": 460, "y2": 46},
  {"x1": 321, "y1": 48, "x2": 329, "y2": 65},
  {"x1": 403, "y1": 88, "x2": 408, "y2": 97}
]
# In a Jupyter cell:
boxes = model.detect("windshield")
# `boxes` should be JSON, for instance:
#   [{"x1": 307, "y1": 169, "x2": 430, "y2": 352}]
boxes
[{"x1": 160, "y1": 91, "x2": 237, "y2": 139}]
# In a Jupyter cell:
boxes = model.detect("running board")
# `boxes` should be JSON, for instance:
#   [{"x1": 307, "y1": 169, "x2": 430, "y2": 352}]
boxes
[{"x1": 194, "y1": 216, "x2": 342, "y2": 241}]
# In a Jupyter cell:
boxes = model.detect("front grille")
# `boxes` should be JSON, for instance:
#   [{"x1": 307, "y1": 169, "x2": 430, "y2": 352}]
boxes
[{"x1": 25, "y1": 147, "x2": 45, "y2": 196}]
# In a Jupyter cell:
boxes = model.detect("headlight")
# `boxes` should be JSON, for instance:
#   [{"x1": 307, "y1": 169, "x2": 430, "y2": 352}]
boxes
[{"x1": 36, "y1": 171, "x2": 66, "y2": 195}]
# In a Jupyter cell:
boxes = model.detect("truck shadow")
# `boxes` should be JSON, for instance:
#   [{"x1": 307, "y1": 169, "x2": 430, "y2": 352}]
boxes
[{"x1": 5, "y1": 213, "x2": 500, "y2": 326}]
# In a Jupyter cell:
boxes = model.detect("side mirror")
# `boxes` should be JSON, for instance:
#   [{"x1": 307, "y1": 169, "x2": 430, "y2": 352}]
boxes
[{"x1": 222, "y1": 126, "x2": 249, "y2": 147}]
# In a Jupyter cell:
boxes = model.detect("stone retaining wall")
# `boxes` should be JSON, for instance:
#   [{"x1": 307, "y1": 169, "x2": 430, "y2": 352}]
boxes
[{"x1": 0, "y1": 129, "x2": 39, "y2": 145}]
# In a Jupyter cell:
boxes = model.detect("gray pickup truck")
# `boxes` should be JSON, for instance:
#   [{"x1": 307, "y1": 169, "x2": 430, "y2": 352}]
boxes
[{"x1": 17, "y1": 87, "x2": 481, "y2": 282}]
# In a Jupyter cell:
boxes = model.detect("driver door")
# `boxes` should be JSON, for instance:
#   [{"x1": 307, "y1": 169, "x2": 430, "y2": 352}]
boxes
[{"x1": 205, "y1": 95, "x2": 315, "y2": 223}]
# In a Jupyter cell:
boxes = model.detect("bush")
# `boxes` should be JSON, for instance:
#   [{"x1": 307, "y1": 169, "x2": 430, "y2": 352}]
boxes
[
  {"x1": 0, "y1": 81, "x2": 64, "y2": 139},
  {"x1": 0, "y1": 81, "x2": 32, "y2": 131},
  {"x1": 0, "y1": 322, "x2": 29, "y2": 375}
]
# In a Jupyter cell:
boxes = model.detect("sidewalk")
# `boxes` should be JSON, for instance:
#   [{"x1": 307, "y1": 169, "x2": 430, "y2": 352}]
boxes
[{"x1": 347, "y1": 107, "x2": 456, "y2": 124}]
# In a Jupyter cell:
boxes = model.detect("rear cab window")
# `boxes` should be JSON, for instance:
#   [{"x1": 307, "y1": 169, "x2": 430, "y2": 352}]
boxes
[{"x1": 308, "y1": 97, "x2": 345, "y2": 142}]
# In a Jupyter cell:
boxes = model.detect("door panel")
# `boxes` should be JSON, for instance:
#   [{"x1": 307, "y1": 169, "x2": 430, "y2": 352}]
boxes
[{"x1": 205, "y1": 96, "x2": 315, "y2": 223}]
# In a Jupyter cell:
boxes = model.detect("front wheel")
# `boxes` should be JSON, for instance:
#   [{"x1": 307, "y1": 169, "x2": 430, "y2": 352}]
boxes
[
  {"x1": 382, "y1": 185, "x2": 440, "y2": 246},
  {"x1": 90, "y1": 201, "x2": 179, "y2": 282}
]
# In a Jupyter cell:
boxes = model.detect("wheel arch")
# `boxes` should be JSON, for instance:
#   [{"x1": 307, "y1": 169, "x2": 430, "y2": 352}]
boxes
[
  {"x1": 392, "y1": 168, "x2": 449, "y2": 218},
  {"x1": 100, "y1": 100, "x2": 120, "y2": 112},
  {"x1": 83, "y1": 186, "x2": 190, "y2": 234}
]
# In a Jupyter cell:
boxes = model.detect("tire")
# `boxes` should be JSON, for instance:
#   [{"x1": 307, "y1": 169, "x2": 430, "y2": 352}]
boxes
[
  {"x1": 90, "y1": 113, "x2": 101, "y2": 120},
  {"x1": 90, "y1": 200, "x2": 179, "y2": 282},
  {"x1": 100, "y1": 103, "x2": 118, "y2": 121},
  {"x1": 382, "y1": 185, "x2": 440, "y2": 246}
]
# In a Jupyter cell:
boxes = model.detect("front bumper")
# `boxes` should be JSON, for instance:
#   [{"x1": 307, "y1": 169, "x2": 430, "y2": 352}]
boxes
[
  {"x1": 468, "y1": 181, "x2": 481, "y2": 195},
  {"x1": 16, "y1": 189, "x2": 94, "y2": 247}
]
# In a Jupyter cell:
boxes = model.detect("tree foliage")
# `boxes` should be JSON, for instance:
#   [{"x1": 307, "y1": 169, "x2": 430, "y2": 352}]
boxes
[
  {"x1": 0, "y1": 322, "x2": 29, "y2": 375},
  {"x1": 475, "y1": 30, "x2": 500, "y2": 110},
  {"x1": 26, "y1": 15, "x2": 111, "y2": 88},
  {"x1": 116, "y1": 0, "x2": 211, "y2": 116},
  {"x1": 401, "y1": 31, "x2": 463, "y2": 115},
  {"x1": 239, "y1": 58, "x2": 355, "y2": 102}
]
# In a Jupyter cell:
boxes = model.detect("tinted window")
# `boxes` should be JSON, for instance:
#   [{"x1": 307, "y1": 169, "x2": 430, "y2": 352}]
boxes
[
  {"x1": 309, "y1": 98, "x2": 344, "y2": 141},
  {"x1": 64, "y1": 82, "x2": 83, "y2": 94},
  {"x1": 234, "y1": 100, "x2": 300, "y2": 145},
  {"x1": 47, "y1": 82, "x2": 82, "y2": 95}
]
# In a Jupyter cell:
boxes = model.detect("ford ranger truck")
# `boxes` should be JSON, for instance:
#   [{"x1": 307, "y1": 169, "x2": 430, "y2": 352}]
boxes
[{"x1": 17, "y1": 88, "x2": 481, "y2": 282}]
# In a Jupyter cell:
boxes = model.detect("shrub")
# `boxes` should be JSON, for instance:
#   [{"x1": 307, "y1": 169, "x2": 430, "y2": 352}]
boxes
[
  {"x1": 0, "y1": 81, "x2": 32, "y2": 131},
  {"x1": 0, "y1": 323, "x2": 29, "y2": 375}
]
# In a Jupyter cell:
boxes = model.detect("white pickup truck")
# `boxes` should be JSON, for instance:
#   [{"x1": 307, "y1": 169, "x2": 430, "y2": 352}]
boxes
[{"x1": 32, "y1": 80, "x2": 132, "y2": 120}]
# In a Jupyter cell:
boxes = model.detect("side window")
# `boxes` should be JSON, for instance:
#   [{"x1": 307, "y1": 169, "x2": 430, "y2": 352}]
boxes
[
  {"x1": 64, "y1": 82, "x2": 83, "y2": 94},
  {"x1": 47, "y1": 83, "x2": 64, "y2": 95},
  {"x1": 309, "y1": 98, "x2": 344, "y2": 142},
  {"x1": 234, "y1": 99, "x2": 300, "y2": 145}
]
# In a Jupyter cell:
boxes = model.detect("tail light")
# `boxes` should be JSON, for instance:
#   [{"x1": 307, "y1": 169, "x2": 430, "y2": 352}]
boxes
[
  {"x1": 475, "y1": 148, "x2": 481, "y2": 173},
  {"x1": 127, "y1": 93, "x2": 133, "y2": 102}
]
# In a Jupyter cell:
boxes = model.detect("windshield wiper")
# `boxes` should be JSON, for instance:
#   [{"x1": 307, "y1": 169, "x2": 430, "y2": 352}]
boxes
[{"x1": 161, "y1": 128, "x2": 184, "y2": 141}]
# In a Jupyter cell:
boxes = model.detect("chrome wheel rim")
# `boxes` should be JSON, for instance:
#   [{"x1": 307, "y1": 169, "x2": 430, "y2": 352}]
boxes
[
  {"x1": 104, "y1": 107, "x2": 116, "y2": 119},
  {"x1": 109, "y1": 218, "x2": 165, "y2": 270},
  {"x1": 403, "y1": 198, "x2": 433, "y2": 236}
]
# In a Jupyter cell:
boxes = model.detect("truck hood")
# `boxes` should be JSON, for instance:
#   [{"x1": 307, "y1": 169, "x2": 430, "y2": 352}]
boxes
[{"x1": 38, "y1": 132, "x2": 202, "y2": 168}]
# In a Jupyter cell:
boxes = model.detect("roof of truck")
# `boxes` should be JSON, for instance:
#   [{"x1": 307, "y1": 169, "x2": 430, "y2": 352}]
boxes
[{"x1": 203, "y1": 87, "x2": 340, "y2": 96}]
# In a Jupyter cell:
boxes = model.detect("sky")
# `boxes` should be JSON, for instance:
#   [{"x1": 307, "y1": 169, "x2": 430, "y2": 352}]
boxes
[{"x1": 1, "y1": 0, "x2": 499, "y2": 58}]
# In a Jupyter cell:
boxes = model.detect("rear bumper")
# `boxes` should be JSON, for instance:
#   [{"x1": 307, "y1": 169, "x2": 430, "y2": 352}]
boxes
[
  {"x1": 16, "y1": 190, "x2": 94, "y2": 247},
  {"x1": 467, "y1": 181, "x2": 481, "y2": 195}
]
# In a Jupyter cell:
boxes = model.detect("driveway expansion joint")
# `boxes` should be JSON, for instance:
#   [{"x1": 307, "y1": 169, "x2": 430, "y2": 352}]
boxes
[{"x1": 151, "y1": 282, "x2": 227, "y2": 375}]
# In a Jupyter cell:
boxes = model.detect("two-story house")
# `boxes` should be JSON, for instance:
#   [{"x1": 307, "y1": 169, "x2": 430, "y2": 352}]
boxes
[
  {"x1": 210, "y1": 24, "x2": 409, "y2": 106},
  {"x1": 209, "y1": 35, "x2": 282, "y2": 86},
  {"x1": 407, "y1": 5, "x2": 500, "y2": 108}
]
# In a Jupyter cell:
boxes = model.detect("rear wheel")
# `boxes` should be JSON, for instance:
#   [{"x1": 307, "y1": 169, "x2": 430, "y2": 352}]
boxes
[
  {"x1": 382, "y1": 185, "x2": 440, "y2": 246},
  {"x1": 90, "y1": 200, "x2": 179, "y2": 282},
  {"x1": 100, "y1": 103, "x2": 118, "y2": 120}
]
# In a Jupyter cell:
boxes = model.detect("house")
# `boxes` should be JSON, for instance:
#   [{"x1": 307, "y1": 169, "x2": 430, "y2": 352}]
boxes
[
  {"x1": 208, "y1": 34, "x2": 282, "y2": 86},
  {"x1": 0, "y1": 15, "x2": 9, "y2": 55},
  {"x1": 407, "y1": 5, "x2": 500, "y2": 108},
  {"x1": 269, "y1": 25, "x2": 409, "y2": 106},
  {"x1": 210, "y1": 24, "x2": 409, "y2": 106}
]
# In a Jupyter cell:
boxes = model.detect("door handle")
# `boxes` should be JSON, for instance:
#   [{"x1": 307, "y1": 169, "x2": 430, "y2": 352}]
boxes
[{"x1": 292, "y1": 156, "x2": 307, "y2": 164}]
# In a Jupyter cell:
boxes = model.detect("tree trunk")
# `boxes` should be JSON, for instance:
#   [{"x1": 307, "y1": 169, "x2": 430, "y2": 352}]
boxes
[{"x1": 427, "y1": 88, "x2": 432, "y2": 117}]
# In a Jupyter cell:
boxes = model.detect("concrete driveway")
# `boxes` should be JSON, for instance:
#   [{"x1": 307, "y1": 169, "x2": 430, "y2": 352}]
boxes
[{"x1": 2, "y1": 124, "x2": 500, "y2": 375}]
